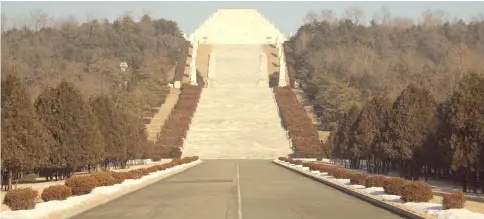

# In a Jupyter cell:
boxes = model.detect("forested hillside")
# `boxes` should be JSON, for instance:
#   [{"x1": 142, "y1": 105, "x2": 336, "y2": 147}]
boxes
[
  {"x1": 290, "y1": 9, "x2": 484, "y2": 130},
  {"x1": 1, "y1": 13, "x2": 185, "y2": 116},
  {"x1": 1, "y1": 13, "x2": 185, "y2": 189},
  {"x1": 289, "y1": 9, "x2": 484, "y2": 191}
]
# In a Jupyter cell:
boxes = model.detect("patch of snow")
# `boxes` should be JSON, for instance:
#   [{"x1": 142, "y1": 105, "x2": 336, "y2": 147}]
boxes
[
  {"x1": 405, "y1": 202, "x2": 484, "y2": 219},
  {"x1": 350, "y1": 184, "x2": 366, "y2": 189},
  {"x1": 302, "y1": 167, "x2": 310, "y2": 171},
  {"x1": 360, "y1": 187, "x2": 385, "y2": 195},
  {"x1": 405, "y1": 202, "x2": 444, "y2": 215},
  {"x1": 434, "y1": 209, "x2": 484, "y2": 219},
  {"x1": 378, "y1": 194, "x2": 404, "y2": 203},
  {"x1": 334, "y1": 179, "x2": 351, "y2": 185}
]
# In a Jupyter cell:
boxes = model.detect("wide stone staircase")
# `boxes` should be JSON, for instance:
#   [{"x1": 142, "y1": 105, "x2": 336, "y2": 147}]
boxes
[
  {"x1": 182, "y1": 45, "x2": 292, "y2": 159},
  {"x1": 145, "y1": 89, "x2": 181, "y2": 142}
]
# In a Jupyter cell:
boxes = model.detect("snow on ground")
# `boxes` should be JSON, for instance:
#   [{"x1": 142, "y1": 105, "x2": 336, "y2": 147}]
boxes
[
  {"x1": 350, "y1": 184, "x2": 366, "y2": 189},
  {"x1": 433, "y1": 209, "x2": 484, "y2": 219},
  {"x1": 333, "y1": 178, "x2": 351, "y2": 185},
  {"x1": 277, "y1": 160, "x2": 484, "y2": 219},
  {"x1": 378, "y1": 194, "x2": 405, "y2": 203},
  {"x1": 359, "y1": 187, "x2": 385, "y2": 195},
  {"x1": 0, "y1": 161, "x2": 198, "y2": 219}
]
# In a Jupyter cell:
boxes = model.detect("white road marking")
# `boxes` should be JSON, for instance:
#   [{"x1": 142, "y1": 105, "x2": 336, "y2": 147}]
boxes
[{"x1": 237, "y1": 161, "x2": 243, "y2": 219}]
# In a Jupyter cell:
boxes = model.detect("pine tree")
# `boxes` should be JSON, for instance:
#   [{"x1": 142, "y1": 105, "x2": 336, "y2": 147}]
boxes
[
  {"x1": 448, "y1": 72, "x2": 484, "y2": 191},
  {"x1": 353, "y1": 95, "x2": 393, "y2": 173},
  {"x1": 1, "y1": 74, "x2": 51, "y2": 190},
  {"x1": 89, "y1": 95, "x2": 127, "y2": 169},
  {"x1": 34, "y1": 81, "x2": 105, "y2": 174},
  {"x1": 388, "y1": 84, "x2": 437, "y2": 180},
  {"x1": 332, "y1": 104, "x2": 361, "y2": 168}
]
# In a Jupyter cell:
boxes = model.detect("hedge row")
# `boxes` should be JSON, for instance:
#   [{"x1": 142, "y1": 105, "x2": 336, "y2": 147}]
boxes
[
  {"x1": 3, "y1": 156, "x2": 199, "y2": 210},
  {"x1": 278, "y1": 157, "x2": 466, "y2": 208},
  {"x1": 155, "y1": 84, "x2": 202, "y2": 158},
  {"x1": 274, "y1": 87, "x2": 323, "y2": 158}
]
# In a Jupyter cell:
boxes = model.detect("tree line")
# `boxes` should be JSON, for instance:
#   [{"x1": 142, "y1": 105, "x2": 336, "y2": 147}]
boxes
[
  {"x1": 1, "y1": 13, "x2": 186, "y2": 190},
  {"x1": 327, "y1": 73, "x2": 484, "y2": 193},
  {"x1": 1, "y1": 74, "x2": 158, "y2": 190},
  {"x1": 291, "y1": 8, "x2": 484, "y2": 131}
]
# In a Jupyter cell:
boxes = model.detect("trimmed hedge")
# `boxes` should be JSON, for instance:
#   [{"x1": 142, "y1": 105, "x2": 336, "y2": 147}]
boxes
[
  {"x1": 333, "y1": 168, "x2": 354, "y2": 179},
  {"x1": 383, "y1": 177, "x2": 408, "y2": 196},
  {"x1": 110, "y1": 171, "x2": 127, "y2": 184},
  {"x1": 65, "y1": 175, "x2": 99, "y2": 196},
  {"x1": 41, "y1": 185, "x2": 73, "y2": 202},
  {"x1": 128, "y1": 170, "x2": 144, "y2": 179},
  {"x1": 364, "y1": 175, "x2": 387, "y2": 188},
  {"x1": 350, "y1": 173, "x2": 369, "y2": 185},
  {"x1": 401, "y1": 181, "x2": 433, "y2": 202},
  {"x1": 91, "y1": 172, "x2": 117, "y2": 187},
  {"x1": 3, "y1": 188, "x2": 38, "y2": 210},
  {"x1": 442, "y1": 192, "x2": 466, "y2": 209}
]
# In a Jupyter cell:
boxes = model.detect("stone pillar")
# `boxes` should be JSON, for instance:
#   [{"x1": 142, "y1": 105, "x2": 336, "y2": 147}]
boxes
[
  {"x1": 207, "y1": 52, "x2": 216, "y2": 88},
  {"x1": 257, "y1": 51, "x2": 268, "y2": 88},
  {"x1": 190, "y1": 41, "x2": 198, "y2": 85},
  {"x1": 174, "y1": 81, "x2": 181, "y2": 88},
  {"x1": 278, "y1": 48, "x2": 287, "y2": 87}
]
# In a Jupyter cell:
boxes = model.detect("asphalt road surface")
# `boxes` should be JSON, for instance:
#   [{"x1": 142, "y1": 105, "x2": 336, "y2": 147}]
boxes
[{"x1": 70, "y1": 160, "x2": 404, "y2": 219}]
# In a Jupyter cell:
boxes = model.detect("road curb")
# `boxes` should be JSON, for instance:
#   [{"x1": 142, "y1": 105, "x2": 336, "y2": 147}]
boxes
[
  {"x1": 47, "y1": 160, "x2": 203, "y2": 219},
  {"x1": 272, "y1": 160, "x2": 434, "y2": 219}
]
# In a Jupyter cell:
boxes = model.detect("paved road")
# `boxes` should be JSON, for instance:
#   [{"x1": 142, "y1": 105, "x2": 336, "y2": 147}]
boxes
[{"x1": 70, "y1": 160, "x2": 404, "y2": 219}]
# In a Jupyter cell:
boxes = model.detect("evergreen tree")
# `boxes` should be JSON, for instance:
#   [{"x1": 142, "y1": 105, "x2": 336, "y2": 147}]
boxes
[
  {"x1": 89, "y1": 95, "x2": 127, "y2": 168},
  {"x1": 448, "y1": 72, "x2": 484, "y2": 191},
  {"x1": 388, "y1": 84, "x2": 437, "y2": 180},
  {"x1": 1, "y1": 74, "x2": 51, "y2": 190},
  {"x1": 353, "y1": 95, "x2": 393, "y2": 173},
  {"x1": 332, "y1": 104, "x2": 361, "y2": 167},
  {"x1": 34, "y1": 81, "x2": 105, "y2": 174}
]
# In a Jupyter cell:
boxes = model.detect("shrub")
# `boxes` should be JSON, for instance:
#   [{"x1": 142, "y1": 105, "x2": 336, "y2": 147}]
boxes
[
  {"x1": 91, "y1": 172, "x2": 117, "y2": 186},
  {"x1": 383, "y1": 177, "x2": 408, "y2": 196},
  {"x1": 294, "y1": 160, "x2": 303, "y2": 165},
  {"x1": 350, "y1": 173, "x2": 369, "y2": 185},
  {"x1": 364, "y1": 175, "x2": 387, "y2": 188},
  {"x1": 154, "y1": 165, "x2": 166, "y2": 171},
  {"x1": 109, "y1": 171, "x2": 127, "y2": 184},
  {"x1": 65, "y1": 175, "x2": 99, "y2": 196},
  {"x1": 332, "y1": 168, "x2": 353, "y2": 179},
  {"x1": 122, "y1": 171, "x2": 135, "y2": 180},
  {"x1": 304, "y1": 162, "x2": 322, "y2": 171},
  {"x1": 171, "y1": 158, "x2": 181, "y2": 165},
  {"x1": 138, "y1": 168, "x2": 151, "y2": 175},
  {"x1": 401, "y1": 181, "x2": 433, "y2": 202},
  {"x1": 147, "y1": 166, "x2": 159, "y2": 173},
  {"x1": 41, "y1": 185, "x2": 72, "y2": 202},
  {"x1": 128, "y1": 170, "x2": 144, "y2": 179},
  {"x1": 3, "y1": 188, "x2": 38, "y2": 210},
  {"x1": 317, "y1": 165, "x2": 336, "y2": 174},
  {"x1": 442, "y1": 192, "x2": 466, "y2": 209}
]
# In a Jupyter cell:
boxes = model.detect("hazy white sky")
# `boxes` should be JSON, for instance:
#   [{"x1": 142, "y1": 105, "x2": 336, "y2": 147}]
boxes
[{"x1": 2, "y1": 1, "x2": 484, "y2": 34}]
